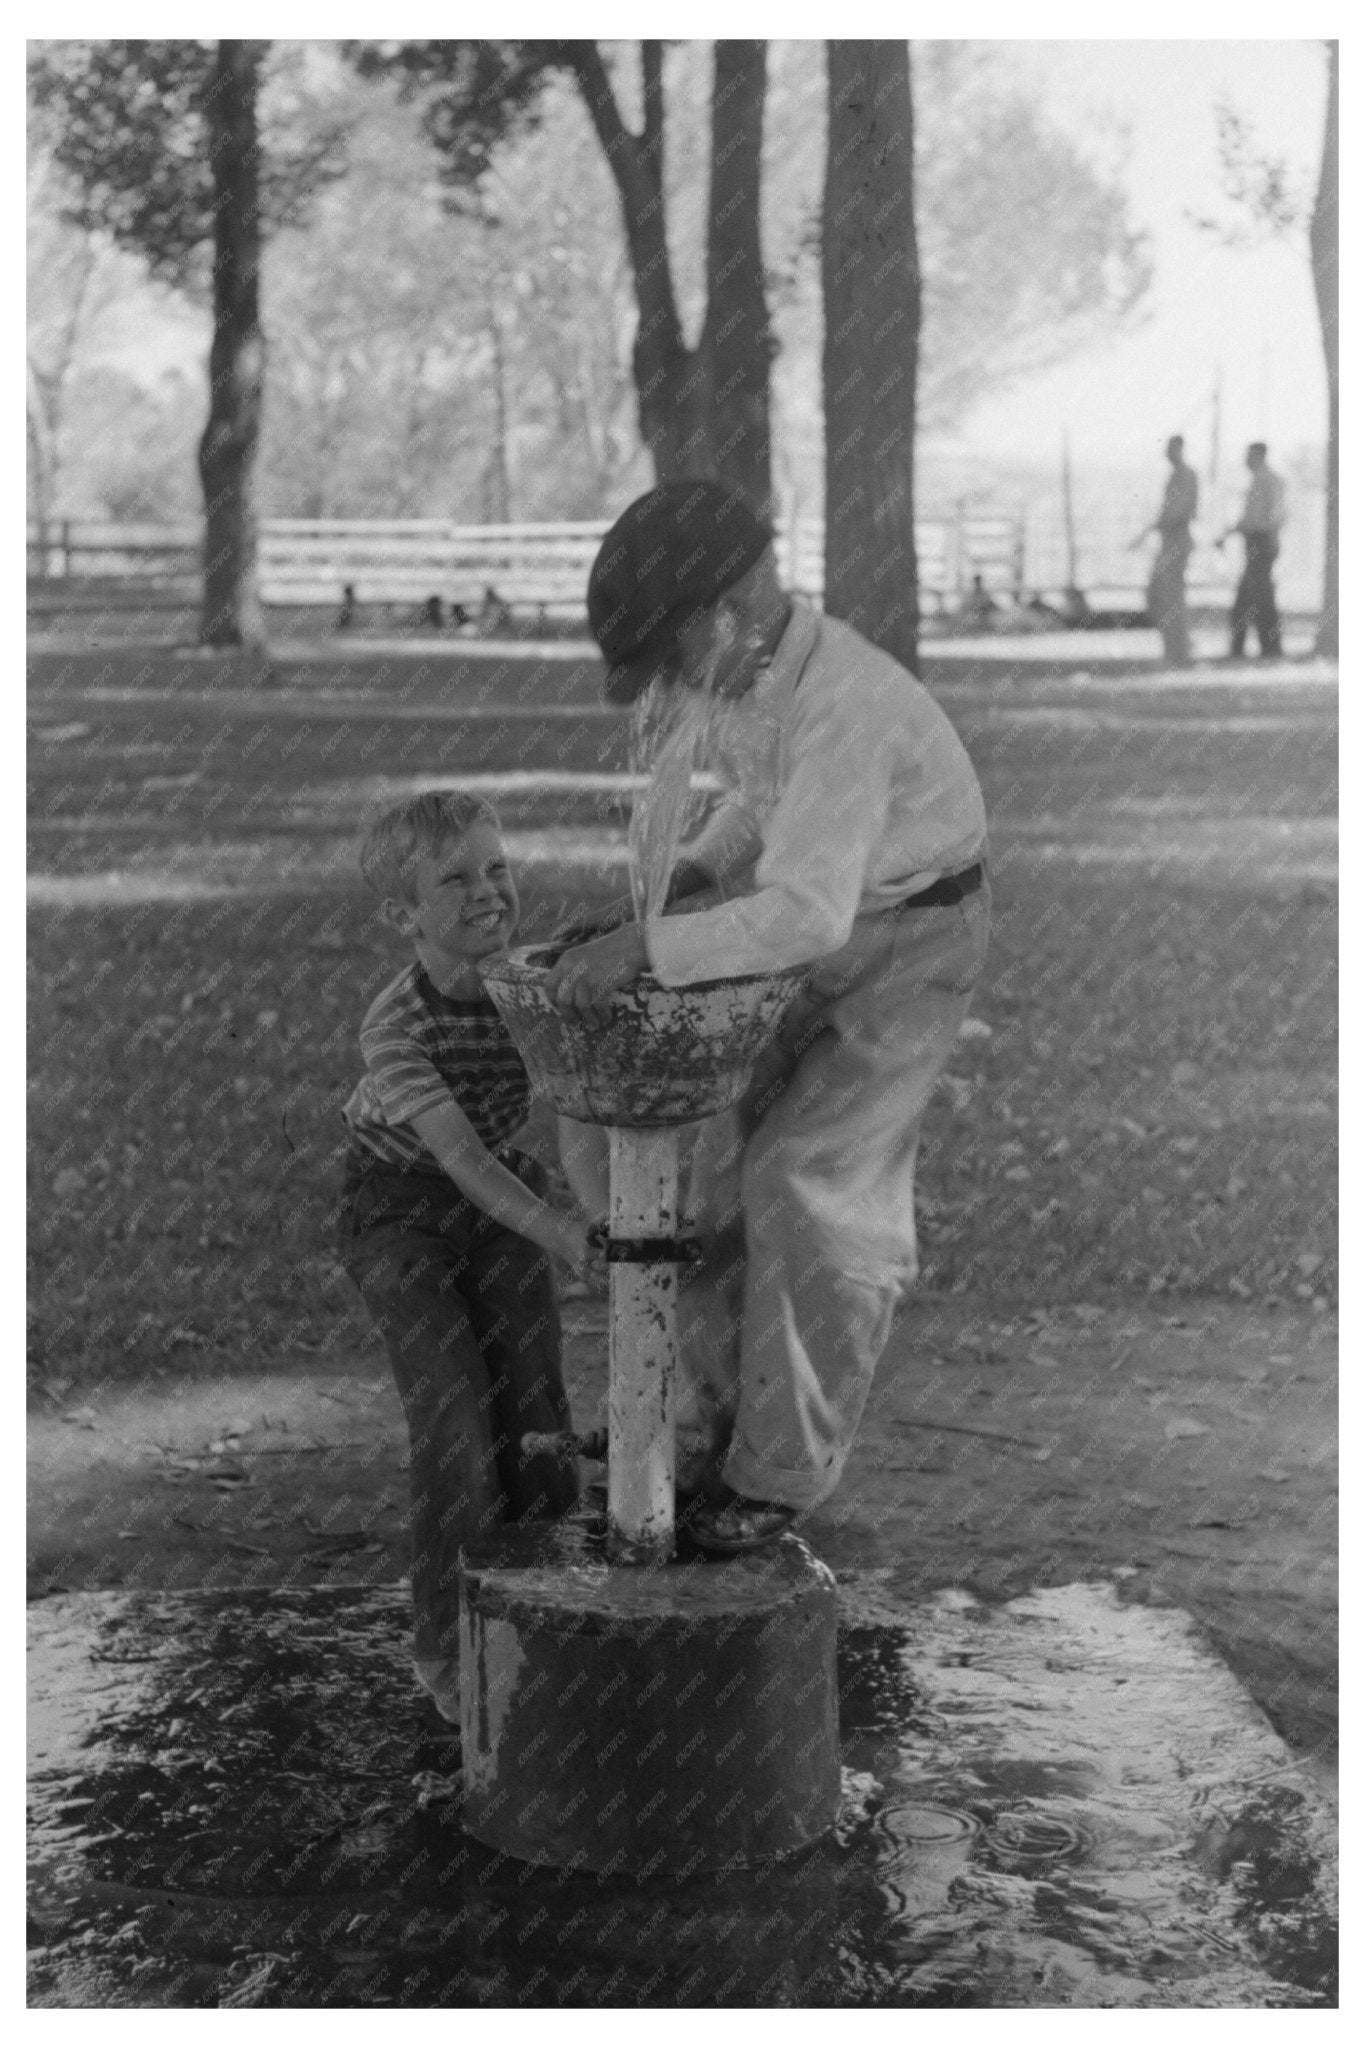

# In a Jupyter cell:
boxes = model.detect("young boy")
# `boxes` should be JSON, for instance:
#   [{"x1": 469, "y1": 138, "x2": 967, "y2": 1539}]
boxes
[{"x1": 337, "y1": 792, "x2": 596, "y2": 1723}]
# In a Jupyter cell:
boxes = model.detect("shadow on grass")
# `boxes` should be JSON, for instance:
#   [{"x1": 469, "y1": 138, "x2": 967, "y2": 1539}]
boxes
[{"x1": 27, "y1": 659, "x2": 1336, "y2": 1390}]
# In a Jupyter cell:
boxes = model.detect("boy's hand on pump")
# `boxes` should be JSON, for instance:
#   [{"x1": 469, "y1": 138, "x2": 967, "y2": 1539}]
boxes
[
  {"x1": 555, "y1": 1214, "x2": 610, "y2": 1287},
  {"x1": 584, "y1": 1217, "x2": 609, "y2": 1290}
]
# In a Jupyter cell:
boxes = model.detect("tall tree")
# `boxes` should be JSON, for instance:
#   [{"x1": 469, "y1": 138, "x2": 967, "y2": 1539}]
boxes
[
  {"x1": 702, "y1": 42, "x2": 772, "y2": 512},
  {"x1": 1309, "y1": 41, "x2": 1338, "y2": 658},
  {"x1": 567, "y1": 42, "x2": 699, "y2": 479},
  {"x1": 258, "y1": 63, "x2": 516, "y2": 521},
  {"x1": 822, "y1": 41, "x2": 920, "y2": 668},
  {"x1": 33, "y1": 41, "x2": 1155, "y2": 541},
  {"x1": 28, "y1": 39, "x2": 343, "y2": 649},
  {"x1": 568, "y1": 41, "x2": 774, "y2": 502},
  {"x1": 762, "y1": 42, "x2": 1151, "y2": 451},
  {"x1": 355, "y1": 39, "x2": 775, "y2": 505},
  {"x1": 199, "y1": 40, "x2": 266, "y2": 648},
  {"x1": 1192, "y1": 43, "x2": 1338, "y2": 657},
  {"x1": 26, "y1": 145, "x2": 126, "y2": 542}
]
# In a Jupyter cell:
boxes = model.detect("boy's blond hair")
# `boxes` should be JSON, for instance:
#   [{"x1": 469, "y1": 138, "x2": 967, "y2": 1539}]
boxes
[{"x1": 358, "y1": 791, "x2": 502, "y2": 903}]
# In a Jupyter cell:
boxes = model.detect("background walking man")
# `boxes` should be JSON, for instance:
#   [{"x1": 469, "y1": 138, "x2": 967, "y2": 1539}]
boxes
[
  {"x1": 1134, "y1": 433, "x2": 1198, "y2": 666},
  {"x1": 1219, "y1": 441, "x2": 1288, "y2": 659}
]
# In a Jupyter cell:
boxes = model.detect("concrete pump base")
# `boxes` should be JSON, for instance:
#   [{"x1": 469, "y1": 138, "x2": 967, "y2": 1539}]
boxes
[{"x1": 458, "y1": 1519, "x2": 840, "y2": 1876}]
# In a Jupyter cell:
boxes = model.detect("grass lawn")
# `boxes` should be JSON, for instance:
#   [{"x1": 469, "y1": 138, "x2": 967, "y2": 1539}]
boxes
[
  {"x1": 26, "y1": 646, "x2": 1339, "y2": 1760},
  {"x1": 27, "y1": 648, "x2": 1336, "y2": 1397}
]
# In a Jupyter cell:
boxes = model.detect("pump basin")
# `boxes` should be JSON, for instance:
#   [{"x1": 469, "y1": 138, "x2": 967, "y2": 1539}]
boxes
[{"x1": 480, "y1": 947, "x2": 801, "y2": 1128}]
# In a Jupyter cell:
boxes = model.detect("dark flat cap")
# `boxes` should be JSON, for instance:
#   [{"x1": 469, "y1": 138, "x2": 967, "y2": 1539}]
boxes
[{"x1": 587, "y1": 480, "x2": 774, "y2": 703}]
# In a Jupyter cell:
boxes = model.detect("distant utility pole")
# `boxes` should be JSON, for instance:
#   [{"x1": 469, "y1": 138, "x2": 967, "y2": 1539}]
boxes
[
  {"x1": 1060, "y1": 429, "x2": 1079, "y2": 591},
  {"x1": 1208, "y1": 367, "x2": 1222, "y2": 491}
]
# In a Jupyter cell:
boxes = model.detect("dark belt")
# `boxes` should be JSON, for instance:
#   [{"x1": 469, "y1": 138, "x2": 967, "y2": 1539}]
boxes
[{"x1": 897, "y1": 861, "x2": 984, "y2": 911}]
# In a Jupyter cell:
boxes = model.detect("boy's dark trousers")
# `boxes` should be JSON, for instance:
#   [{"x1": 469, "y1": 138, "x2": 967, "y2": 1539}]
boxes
[{"x1": 337, "y1": 1149, "x2": 579, "y2": 1664}]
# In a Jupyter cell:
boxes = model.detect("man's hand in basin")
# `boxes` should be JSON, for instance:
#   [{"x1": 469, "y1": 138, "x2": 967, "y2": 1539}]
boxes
[{"x1": 542, "y1": 923, "x2": 651, "y2": 1025}]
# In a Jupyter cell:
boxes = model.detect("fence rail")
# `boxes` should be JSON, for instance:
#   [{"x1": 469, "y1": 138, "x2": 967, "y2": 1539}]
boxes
[
  {"x1": 27, "y1": 510, "x2": 1032, "y2": 620},
  {"x1": 29, "y1": 496, "x2": 1324, "y2": 620}
]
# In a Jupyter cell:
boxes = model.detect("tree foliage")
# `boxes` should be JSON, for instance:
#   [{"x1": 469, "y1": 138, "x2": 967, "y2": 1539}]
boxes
[
  {"x1": 262, "y1": 69, "x2": 640, "y2": 520},
  {"x1": 1188, "y1": 93, "x2": 1307, "y2": 243},
  {"x1": 351, "y1": 38, "x2": 775, "y2": 501},
  {"x1": 771, "y1": 42, "x2": 1152, "y2": 433},
  {"x1": 344, "y1": 38, "x2": 558, "y2": 191},
  {"x1": 912, "y1": 45, "x2": 1152, "y2": 426},
  {"x1": 28, "y1": 40, "x2": 346, "y2": 283},
  {"x1": 26, "y1": 39, "x2": 353, "y2": 647},
  {"x1": 26, "y1": 144, "x2": 132, "y2": 530},
  {"x1": 28, "y1": 38, "x2": 1158, "y2": 542}
]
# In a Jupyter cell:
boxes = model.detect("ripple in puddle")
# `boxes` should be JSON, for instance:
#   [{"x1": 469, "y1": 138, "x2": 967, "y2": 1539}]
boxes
[
  {"x1": 876, "y1": 1802, "x2": 979, "y2": 1850},
  {"x1": 982, "y1": 1806, "x2": 1092, "y2": 1870}
]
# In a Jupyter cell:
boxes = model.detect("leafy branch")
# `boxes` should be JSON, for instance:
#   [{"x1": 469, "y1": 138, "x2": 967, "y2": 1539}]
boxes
[{"x1": 1186, "y1": 91, "x2": 1308, "y2": 244}]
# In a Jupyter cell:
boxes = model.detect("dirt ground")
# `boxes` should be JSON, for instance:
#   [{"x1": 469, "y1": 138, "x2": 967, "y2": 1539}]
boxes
[{"x1": 27, "y1": 1290, "x2": 1337, "y2": 1770}]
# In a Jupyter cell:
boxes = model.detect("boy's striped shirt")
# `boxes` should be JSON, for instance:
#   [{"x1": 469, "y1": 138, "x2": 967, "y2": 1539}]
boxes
[{"x1": 343, "y1": 962, "x2": 530, "y2": 1170}]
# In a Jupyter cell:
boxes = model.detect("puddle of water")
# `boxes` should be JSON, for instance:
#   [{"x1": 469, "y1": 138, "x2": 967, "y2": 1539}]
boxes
[{"x1": 27, "y1": 1582, "x2": 1336, "y2": 2008}]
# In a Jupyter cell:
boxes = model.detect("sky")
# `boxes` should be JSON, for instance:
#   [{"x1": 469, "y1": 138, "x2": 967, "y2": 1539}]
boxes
[{"x1": 953, "y1": 39, "x2": 1330, "y2": 467}]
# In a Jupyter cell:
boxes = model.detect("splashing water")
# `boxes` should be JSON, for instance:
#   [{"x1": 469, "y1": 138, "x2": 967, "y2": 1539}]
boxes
[{"x1": 626, "y1": 621, "x2": 735, "y2": 926}]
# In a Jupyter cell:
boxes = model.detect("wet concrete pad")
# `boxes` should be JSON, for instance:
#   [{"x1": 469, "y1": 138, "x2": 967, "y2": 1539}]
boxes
[{"x1": 27, "y1": 1579, "x2": 1336, "y2": 2007}]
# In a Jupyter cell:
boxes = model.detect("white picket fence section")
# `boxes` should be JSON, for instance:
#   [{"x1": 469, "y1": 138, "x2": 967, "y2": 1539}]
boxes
[
  {"x1": 260, "y1": 520, "x2": 608, "y2": 612},
  {"x1": 27, "y1": 510, "x2": 1028, "y2": 619}
]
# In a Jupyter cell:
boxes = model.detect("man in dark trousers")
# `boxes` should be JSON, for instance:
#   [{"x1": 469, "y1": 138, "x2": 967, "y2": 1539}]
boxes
[
  {"x1": 543, "y1": 481, "x2": 990, "y2": 1554},
  {"x1": 1219, "y1": 442, "x2": 1287, "y2": 659}
]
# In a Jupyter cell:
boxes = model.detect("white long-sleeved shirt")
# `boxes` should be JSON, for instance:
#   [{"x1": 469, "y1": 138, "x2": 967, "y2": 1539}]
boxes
[
  {"x1": 1156, "y1": 462, "x2": 1199, "y2": 535},
  {"x1": 644, "y1": 600, "x2": 988, "y2": 986},
  {"x1": 1241, "y1": 468, "x2": 1288, "y2": 535}
]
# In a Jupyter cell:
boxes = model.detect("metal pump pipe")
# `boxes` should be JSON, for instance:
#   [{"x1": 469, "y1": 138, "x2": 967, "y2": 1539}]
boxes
[{"x1": 604, "y1": 1127, "x2": 681, "y2": 1564}]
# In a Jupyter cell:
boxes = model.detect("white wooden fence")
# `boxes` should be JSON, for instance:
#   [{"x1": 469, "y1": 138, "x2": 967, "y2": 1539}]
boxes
[
  {"x1": 261, "y1": 519, "x2": 607, "y2": 612},
  {"x1": 27, "y1": 510, "x2": 1027, "y2": 622}
]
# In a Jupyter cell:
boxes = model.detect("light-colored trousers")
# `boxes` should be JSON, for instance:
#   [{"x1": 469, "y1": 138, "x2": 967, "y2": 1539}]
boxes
[
  {"x1": 1147, "y1": 536, "x2": 1193, "y2": 665},
  {"x1": 561, "y1": 882, "x2": 991, "y2": 1512}
]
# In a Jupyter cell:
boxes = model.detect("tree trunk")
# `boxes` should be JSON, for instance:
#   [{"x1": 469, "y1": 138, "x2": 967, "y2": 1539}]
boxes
[
  {"x1": 26, "y1": 236, "x2": 99, "y2": 547},
  {"x1": 569, "y1": 42, "x2": 710, "y2": 480},
  {"x1": 1310, "y1": 40, "x2": 1338, "y2": 659},
  {"x1": 484, "y1": 309, "x2": 514, "y2": 522},
  {"x1": 26, "y1": 371, "x2": 56, "y2": 545},
  {"x1": 197, "y1": 40, "x2": 267, "y2": 651},
  {"x1": 704, "y1": 41, "x2": 773, "y2": 514},
  {"x1": 821, "y1": 42, "x2": 920, "y2": 669}
]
